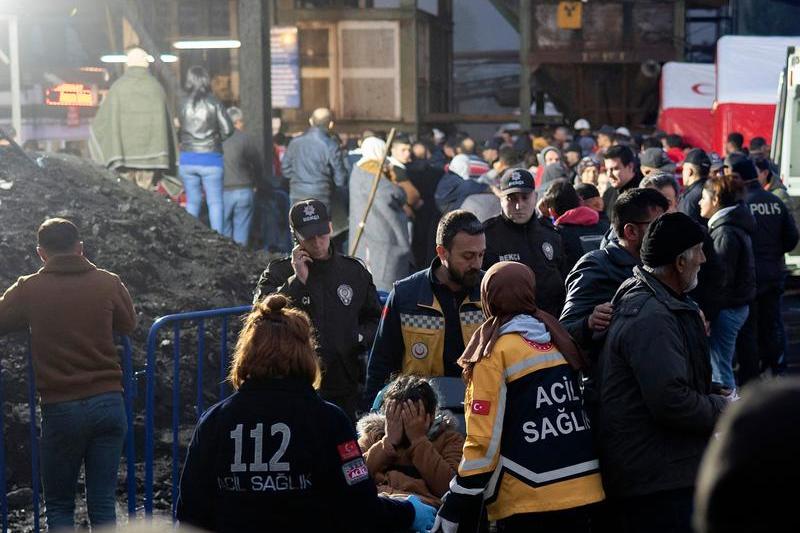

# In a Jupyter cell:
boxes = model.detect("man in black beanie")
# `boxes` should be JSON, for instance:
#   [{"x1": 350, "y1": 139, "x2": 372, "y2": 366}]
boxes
[{"x1": 596, "y1": 212, "x2": 728, "y2": 533}]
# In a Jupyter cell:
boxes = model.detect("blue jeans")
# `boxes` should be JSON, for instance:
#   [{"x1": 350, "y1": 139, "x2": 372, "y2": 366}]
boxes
[
  {"x1": 222, "y1": 188, "x2": 255, "y2": 245},
  {"x1": 180, "y1": 164, "x2": 224, "y2": 234},
  {"x1": 40, "y1": 392, "x2": 127, "y2": 531},
  {"x1": 710, "y1": 305, "x2": 749, "y2": 389}
]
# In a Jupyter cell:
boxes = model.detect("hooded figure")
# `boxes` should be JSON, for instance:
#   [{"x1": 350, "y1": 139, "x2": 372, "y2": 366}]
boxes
[
  {"x1": 434, "y1": 262, "x2": 603, "y2": 532},
  {"x1": 434, "y1": 154, "x2": 488, "y2": 214},
  {"x1": 349, "y1": 137, "x2": 412, "y2": 291}
]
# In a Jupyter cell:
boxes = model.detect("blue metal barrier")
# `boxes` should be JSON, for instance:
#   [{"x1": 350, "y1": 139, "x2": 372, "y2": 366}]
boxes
[
  {"x1": 0, "y1": 335, "x2": 136, "y2": 532},
  {"x1": 143, "y1": 306, "x2": 252, "y2": 518},
  {"x1": 143, "y1": 293, "x2": 389, "y2": 517}
]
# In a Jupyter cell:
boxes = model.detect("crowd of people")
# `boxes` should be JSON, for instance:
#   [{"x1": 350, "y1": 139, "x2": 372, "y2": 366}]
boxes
[{"x1": 2, "y1": 45, "x2": 799, "y2": 533}]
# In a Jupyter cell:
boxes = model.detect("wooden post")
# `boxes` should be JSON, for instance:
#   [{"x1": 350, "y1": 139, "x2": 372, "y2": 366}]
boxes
[
  {"x1": 519, "y1": 0, "x2": 532, "y2": 131},
  {"x1": 238, "y1": 0, "x2": 273, "y2": 186}
]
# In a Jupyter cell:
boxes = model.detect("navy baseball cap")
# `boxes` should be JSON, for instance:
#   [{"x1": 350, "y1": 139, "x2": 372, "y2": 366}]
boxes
[
  {"x1": 499, "y1": 168, "x2": 535, "y2": 195},
  {"x1": 289, "y1": 199, "x2": 331, "y2": 239}
]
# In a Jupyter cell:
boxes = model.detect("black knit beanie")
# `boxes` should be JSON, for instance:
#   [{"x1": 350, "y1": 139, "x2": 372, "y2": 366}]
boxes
[{"x1": 640, "y1": 212, "x2": 705, "y2": 268}]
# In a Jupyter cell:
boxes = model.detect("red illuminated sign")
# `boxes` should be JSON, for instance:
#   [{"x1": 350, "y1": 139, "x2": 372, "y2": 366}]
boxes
[{"x1": 45, "y1": 83, "x2": 97, "y2": 107}]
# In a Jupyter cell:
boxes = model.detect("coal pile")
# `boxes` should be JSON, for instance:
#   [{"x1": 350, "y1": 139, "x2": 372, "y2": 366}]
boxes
[{"x1": 0, "y1": 147, "x2": 269, "y2": 523}]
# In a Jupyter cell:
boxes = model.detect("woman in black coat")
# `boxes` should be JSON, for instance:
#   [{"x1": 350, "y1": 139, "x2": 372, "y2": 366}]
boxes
[
  {"x1": 177, "y1": 295, "x2": 435, "y2": 532},
  {"x1": 699, "y1": 175, "x2": 756, "y2": 394}
]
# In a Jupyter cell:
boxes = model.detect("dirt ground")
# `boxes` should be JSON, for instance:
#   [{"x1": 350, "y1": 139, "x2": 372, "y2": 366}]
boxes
[{"x1": 0, "y1": 146, "x2": 271, "y2": 529}]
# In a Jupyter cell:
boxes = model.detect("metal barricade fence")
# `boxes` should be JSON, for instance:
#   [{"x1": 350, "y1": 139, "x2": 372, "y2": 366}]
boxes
[
  {"x1": 143, "y1": 292, "x2": 391, "y2": 518},
  {"x1": 0, "y1": 336, "x2": 137, "y2": 532},
  {"x1": 143, "y1": 306, "x2": 252, "y2": 518}
]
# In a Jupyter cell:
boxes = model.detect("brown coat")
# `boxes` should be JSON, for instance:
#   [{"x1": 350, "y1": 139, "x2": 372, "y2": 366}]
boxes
[
  {"x1": 0, "y1": 254, "x2": 136, "y2": 403},
  {"x1": 357, "y1": 412, "x2": 464, "y2": 507}
]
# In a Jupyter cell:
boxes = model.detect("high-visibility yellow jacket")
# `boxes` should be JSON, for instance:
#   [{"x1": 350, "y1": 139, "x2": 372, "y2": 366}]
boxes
[{"x1": 439, "y1": 321, "x2": 605, "y2": 522}]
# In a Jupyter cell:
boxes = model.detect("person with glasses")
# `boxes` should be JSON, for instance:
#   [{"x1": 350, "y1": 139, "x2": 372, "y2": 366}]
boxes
[{"x1": 560, "y1": 188, "x2": 669, "y2": 356}]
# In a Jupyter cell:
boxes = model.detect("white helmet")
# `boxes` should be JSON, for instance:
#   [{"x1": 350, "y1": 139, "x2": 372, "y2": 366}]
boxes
[{"x1": 574, "y1": 118, "x2": 591, "y2": 131}]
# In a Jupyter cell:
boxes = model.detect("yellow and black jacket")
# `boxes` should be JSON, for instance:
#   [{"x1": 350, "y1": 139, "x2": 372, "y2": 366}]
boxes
[
  {"x1": 364, "y1": 258, "x2": 484, "y2": 405},
  {"x1": 439, "y1": 315, "x2": 604, "y2": 522}
]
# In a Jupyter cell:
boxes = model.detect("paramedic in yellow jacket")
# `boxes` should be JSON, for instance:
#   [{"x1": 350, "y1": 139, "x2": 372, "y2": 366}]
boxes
[
  {"x1": 434, "y1": 261, "x2": 604, "y2": 533},
  {"x1": 364, "y1": 210, "x2": 486, "y2": 406}
]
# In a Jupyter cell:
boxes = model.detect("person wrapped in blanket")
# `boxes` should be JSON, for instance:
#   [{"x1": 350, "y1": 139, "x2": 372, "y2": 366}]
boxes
[
  {"x1": 357, "y1": 375, "x2": 465, "y2": 507},
  {"x1": 433, "y1": 261, "x2": 605, "y2": 533}
]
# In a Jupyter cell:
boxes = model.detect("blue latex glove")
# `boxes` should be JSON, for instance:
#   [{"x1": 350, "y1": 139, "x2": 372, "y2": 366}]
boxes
[{"x1": 408, "y1": 495, "x2": 436, "y2": 533}]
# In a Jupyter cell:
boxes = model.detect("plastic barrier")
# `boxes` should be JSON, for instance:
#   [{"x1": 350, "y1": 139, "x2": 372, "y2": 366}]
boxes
[
  {"x1": 143, "y1": 306, "x2": 252, "y2": 518},
  {"x1": 0, "y1": 336, "x2": 136, "y2": 532}
]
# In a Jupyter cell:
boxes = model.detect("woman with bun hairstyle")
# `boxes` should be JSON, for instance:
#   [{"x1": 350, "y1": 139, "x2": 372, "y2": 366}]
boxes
[
  {"x1": 177, "y1": 294, "x2": 436, "y2": 533},
  {"x1": 699, "y1": 174, "x2": 756, "y2": 394}
]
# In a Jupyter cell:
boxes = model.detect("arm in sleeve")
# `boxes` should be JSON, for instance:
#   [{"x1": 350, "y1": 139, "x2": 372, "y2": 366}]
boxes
[
  {"x1": 326, "y1": 407, "x2": 414, "y2": 530},
  {"x1": 438, "y1": 355, "x2": 504, "y2": 522},
  {"x1": 281, "y1": 142, "x2": 296, "y2": 183},
  {"x1": 363, "y1": 436, "x2": 398, "y2": 475},
  {"x1": 217, "y1": 102, "x2": 234, "y2": 140},
  {"x1": 329, "y1": 141, "x2": 349, "y2": 189},
  {"x1": 711, "y1": 230, "x2": 739, "y2": 289},
  {"x1": 111, "y1": 277, "x2": 137, "y2": 335},
  {"x1": 252, "y1": 261, "x2": 291, "y2": 304},
  {"x1": 176, "y1": 408, "x2": 220, "y2": 530},
  {"x1": 364, "y1": 290, "x2": 404, "y2": 408},
  {"x1": 0, "y1": 279, "x2": 28, "y2": 336},
  {"x1": 625, "y1": 313, "x2": 725, "y2": 435},
  {"x1": 407, "y1": 431, "x2": 465, "y2": 498},
  {"x1": 358, "y1": 273, "x2": 383, "y2": 351},
  {"x1": 559, "y1": 260, "x2": 599, "y2": 348},
  {"x1": 780, "y1": 202, "x2": 799, "y2": 253}
]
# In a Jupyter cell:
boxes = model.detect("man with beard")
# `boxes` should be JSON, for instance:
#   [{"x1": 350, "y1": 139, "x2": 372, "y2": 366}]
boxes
[
  {"x1": 364, "y1": 210, "x2": 486, "y2": 406},
  {"x1": 596, "y1": 212, "x2": 728, "y2": 533},
  {"x1": 483, "y1": 168, "x2": 567, "y2": 316}
]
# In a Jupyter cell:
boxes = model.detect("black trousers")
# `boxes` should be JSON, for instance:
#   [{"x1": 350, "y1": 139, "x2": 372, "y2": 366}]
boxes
[
  {"x1": 736, "y1": 288, "x2": 785, "y2": 385},
  {"x1": 496, "y1": 505, "x2": 592, "y2": 533},
  {"x1": 616, "y1": 488, "x2": 694, "y2": 533}
]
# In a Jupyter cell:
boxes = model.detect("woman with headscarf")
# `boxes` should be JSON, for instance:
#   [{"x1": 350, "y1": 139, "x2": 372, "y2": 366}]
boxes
[
  {"x1": 349, "y1": 136, "x2": 413, "y2": 292},
  {"x1": 433, "y1": 262, "x2": 604, "y2": 533}
]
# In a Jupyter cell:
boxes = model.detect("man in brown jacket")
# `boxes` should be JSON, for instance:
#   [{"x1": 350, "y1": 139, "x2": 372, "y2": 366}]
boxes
[{"x1": 0, "y1": 218, "x2": 136, "y2": 531}]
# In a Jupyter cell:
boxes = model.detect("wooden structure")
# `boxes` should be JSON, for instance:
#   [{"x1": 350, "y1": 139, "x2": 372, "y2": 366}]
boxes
[
  {"x1": 503, "y1": 0, "x2": 687, "y2": 129},
  {"x1": 273, "y1": 0, "x2": 453, "y2": 135}
]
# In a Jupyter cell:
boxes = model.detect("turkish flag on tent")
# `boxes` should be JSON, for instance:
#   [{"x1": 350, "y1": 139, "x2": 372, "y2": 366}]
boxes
[
  {"x1": 658, "y1": 62, "x2": 715, "y2": 152},
  {"x1": 713, "y1": 36, "x2": 800, "y2": 154}
]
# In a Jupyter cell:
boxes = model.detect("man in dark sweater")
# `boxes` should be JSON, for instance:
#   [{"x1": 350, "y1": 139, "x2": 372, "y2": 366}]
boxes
[
  {"x1": 0, "y1": 218, "x2": 136, "y2": 531},
  {"x1": 222, "y1": 106, "x2": 264, "y2": 245},
  {"x1": 603, "y1": 144, "x2": 642, "y2": 217}
]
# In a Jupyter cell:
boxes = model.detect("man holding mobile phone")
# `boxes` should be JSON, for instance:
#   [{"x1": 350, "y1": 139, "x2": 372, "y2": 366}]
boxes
[{"x1": 253, "y1": 199, "x2": 382, "y2": 421}]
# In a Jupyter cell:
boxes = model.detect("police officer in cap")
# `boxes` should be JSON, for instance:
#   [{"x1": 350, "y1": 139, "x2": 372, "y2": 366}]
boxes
[
  {"x1": 483, "y1": 168, "x2": 567, "y2": 316},
  {"x1": 253, "y1": 199, "x2": 382, "y2": 420}
]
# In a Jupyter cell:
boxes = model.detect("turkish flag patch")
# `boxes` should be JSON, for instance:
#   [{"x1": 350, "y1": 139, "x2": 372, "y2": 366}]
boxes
[
  {"x1": 471, "y1": 400, "x2": 491, "y2": 416},
  {"x1": 337, "y1": 440, "x2": 361, "y2": 461}
]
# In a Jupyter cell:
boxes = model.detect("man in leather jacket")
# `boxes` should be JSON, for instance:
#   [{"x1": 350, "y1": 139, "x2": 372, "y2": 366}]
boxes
[
  {"x1": 281, "y1": 108, "x2": 349, "y2": 213},
  {"x1": 253, "y1": 199, "x2": 381, "y2": 420}
]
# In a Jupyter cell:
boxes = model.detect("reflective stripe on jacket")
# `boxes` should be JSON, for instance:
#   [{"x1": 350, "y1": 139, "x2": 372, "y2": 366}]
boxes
[
  {"x1": 364, "y1": 259, "x2": 484, "y2": 405},
  {"x1": 440, "y1": 332, "x2": 604, "y2": 522}
]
